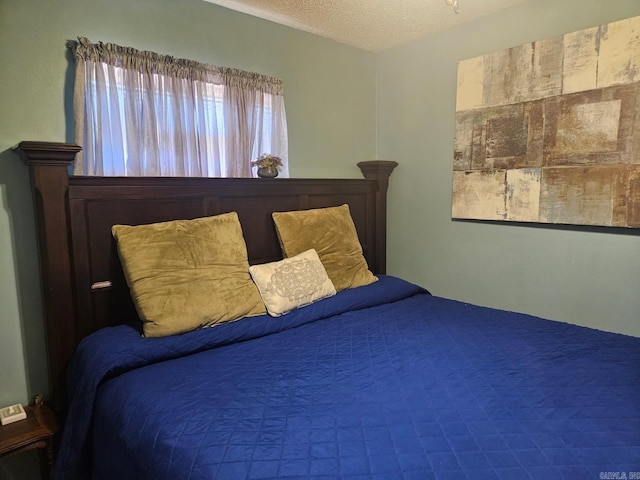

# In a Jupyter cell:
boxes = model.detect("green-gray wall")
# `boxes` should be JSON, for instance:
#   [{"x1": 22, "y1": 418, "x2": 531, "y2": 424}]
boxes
[
  {"x1": 1, "y1": 1, "x2": 639, "y2": 471},
  {"x1": 377, "y1": 0, "x2": 640, "y2": 338}
]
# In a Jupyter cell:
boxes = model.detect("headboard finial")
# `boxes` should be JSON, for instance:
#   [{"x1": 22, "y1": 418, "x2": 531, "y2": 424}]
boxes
[
  {"x1": 357, "y1": 160, "x2": 398, "y2": 181},
  {"x1": 14, "y1": 141, "x2": 81, "y2": 166}
]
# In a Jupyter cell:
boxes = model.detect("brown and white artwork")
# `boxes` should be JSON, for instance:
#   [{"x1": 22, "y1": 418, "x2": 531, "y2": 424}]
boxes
[{"x1": 453, "y1": 15, "x2": 640, "y2": 228}]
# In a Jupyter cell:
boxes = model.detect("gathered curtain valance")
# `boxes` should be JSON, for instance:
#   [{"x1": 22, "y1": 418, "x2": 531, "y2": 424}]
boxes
[{"x1": 70, "y1": 37, "x2": 288, "y2": 177}]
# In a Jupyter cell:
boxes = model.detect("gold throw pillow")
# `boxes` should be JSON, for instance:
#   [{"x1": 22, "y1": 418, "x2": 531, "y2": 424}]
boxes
[
  {"x1": 112, "y1": 213, "x2": 266, "y2": 337},
  {"x1": 272, "y1": 204, "x2": 377, "y2": 291}
]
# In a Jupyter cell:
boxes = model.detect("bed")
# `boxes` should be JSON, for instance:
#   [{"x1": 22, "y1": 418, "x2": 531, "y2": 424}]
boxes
[{"x1": 15, "y1": 141, "x2": 640, "y2": 479}]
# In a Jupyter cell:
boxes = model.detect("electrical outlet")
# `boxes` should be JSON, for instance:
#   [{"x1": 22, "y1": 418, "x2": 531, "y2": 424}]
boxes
[{"x1": 0, "y1": 403, "x2": 27, "y2": 426}]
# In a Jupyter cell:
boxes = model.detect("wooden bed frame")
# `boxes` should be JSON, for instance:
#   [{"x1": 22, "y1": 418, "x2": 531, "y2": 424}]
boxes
[{"x1": 14, "y1": 141, "x2": 397, "y2": 413}]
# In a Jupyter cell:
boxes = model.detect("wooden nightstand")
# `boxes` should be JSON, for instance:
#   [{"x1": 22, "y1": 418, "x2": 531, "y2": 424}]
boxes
[{"x1": 0, "y1": 399, "x2": 58, "y2": 480}]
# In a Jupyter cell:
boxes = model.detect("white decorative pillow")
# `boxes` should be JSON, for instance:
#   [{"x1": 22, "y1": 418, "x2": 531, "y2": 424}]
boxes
[{"x1": 249, "y1": 249, "x2": 337, "y2": 316}]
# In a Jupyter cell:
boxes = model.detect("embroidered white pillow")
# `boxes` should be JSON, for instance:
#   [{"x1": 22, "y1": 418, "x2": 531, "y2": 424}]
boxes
[{"x1": 249, "y1": 249, "x2": 336, "y2": 316}]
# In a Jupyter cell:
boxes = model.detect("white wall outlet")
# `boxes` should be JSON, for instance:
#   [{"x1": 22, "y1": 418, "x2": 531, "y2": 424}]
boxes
[{"x1": 0, "y1": 403, "x2": 27, "y2": 425}]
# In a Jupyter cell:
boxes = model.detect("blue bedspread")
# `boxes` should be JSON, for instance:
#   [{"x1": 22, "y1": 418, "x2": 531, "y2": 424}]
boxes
[{"x1": 56, "y1": 276, "x2": 640, "y2": 479}]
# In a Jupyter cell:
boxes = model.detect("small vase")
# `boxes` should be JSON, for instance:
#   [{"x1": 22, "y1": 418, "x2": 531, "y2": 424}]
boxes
[{"x1": 257, "y1": 166, "x2": 278, "y2": 178}]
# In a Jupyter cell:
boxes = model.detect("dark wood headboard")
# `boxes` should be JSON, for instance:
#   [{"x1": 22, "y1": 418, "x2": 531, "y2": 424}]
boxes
[{"x1": 14, "y1": 141, "x2": 397, "y2": 412}]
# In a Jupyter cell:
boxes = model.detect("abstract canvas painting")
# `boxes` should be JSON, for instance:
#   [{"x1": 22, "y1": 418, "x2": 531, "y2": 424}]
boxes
[{"x1": 453, "y1": 15, "x2": 640, "y2": 228}]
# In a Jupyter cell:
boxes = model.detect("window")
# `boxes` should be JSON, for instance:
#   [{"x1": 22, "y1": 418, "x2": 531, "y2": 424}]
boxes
[{"x1": 71, "y1": 37, "x2": 288, "y2": 178}]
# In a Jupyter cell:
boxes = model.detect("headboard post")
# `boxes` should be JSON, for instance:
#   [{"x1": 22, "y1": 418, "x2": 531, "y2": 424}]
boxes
[
  {"x1": 14, "y1": 141, "x2": 82, "y2": 411},
  {"x1": 357, "y1": 160, "x2": 398, "y2": 274}
]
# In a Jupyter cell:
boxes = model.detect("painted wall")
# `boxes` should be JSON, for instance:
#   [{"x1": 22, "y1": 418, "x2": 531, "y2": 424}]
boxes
[
  {"x1": 0, "y1": 0, "x2": 376, "y2": 412},
  {"x1": 377, "y1": 0, "x2": 640, "y2": 338}
]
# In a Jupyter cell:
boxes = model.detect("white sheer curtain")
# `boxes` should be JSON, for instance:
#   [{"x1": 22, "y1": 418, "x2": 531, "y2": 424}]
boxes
[
  {"x1": 222, "y1": 69, "x2": 289, "y2": 178},
  {"x1": 71, "y1": 37, "x2": 288, "y2": 177}
]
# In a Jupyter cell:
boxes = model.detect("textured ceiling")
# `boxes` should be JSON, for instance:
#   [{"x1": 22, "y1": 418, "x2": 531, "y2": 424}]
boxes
[{"x1": 204, "y1": 0, "x2": 536, "y2": 52}]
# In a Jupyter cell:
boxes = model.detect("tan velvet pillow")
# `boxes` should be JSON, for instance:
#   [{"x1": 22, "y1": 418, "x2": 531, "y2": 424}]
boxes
[
  {"x1": 112, "y1": 213, "x2": 266, "y2": 338},
  {"x1": 272, "y1": 204, "x2": 377, "y2": 291},
  {"x1": 249, "y1": 249, "x2": 336, "y2": 316}
]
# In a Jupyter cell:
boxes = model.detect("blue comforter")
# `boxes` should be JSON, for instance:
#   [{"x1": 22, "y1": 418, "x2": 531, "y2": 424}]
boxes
[{"x1": 56, "y1": 276, "x2": 640, "y2": 479}]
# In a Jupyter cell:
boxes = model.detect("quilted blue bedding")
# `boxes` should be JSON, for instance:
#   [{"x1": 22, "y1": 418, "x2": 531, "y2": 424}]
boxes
[{"x1": 56, "y1": 276, "x2": 640, "y2": 479}]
